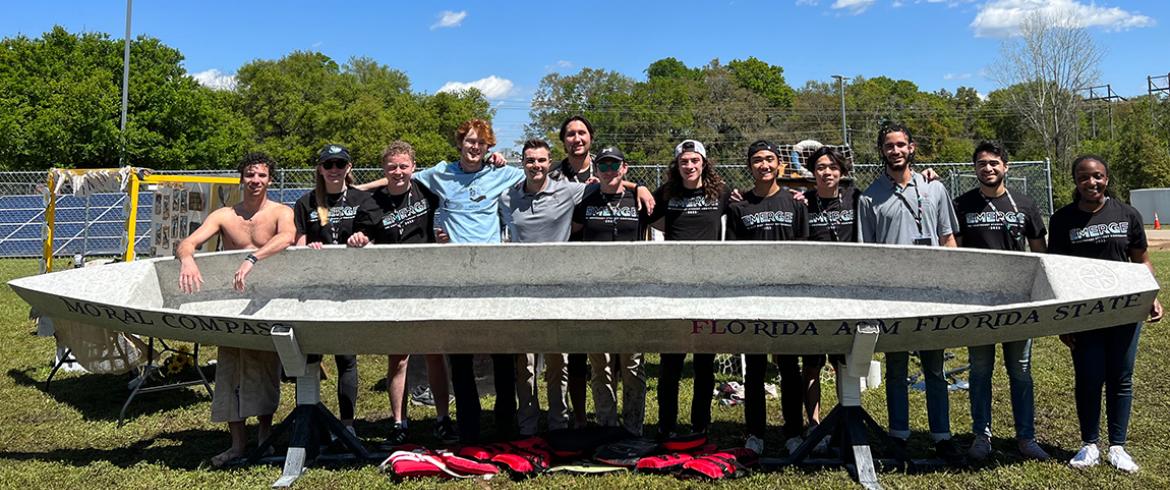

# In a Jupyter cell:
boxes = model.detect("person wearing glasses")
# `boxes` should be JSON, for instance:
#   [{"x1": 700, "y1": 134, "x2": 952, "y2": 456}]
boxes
[
  {"x1": 571, "y1": 146, "x2": 651, "y2": 436},
  {"x1": 647, "y1": 139, "x2": 730, "y2": 439},
  {"x1": 292, "y1": 144, "x2": 379, "y2": 437},
  {"x1": 857, "y1": 123, "x2": 963, "y2": 465},
  {"x1": 725, "y1": 140, "x2": 809, "y2": 455},
  {"x1": 952, "y1": 141, "x2": 1051, "y2": 462},
  {"x1": 345, "y1": 141, "x2": 457, "y2": 447}
]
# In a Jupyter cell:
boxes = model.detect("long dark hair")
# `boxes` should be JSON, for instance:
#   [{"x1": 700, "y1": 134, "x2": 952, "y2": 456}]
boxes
[{"x1": 666, "y1": 154, "x2": 724, "y2": 202}]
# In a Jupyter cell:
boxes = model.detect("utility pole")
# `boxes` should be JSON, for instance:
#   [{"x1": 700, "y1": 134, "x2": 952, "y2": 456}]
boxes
[
  {"x1": 120, "y1": 0, "x2": 133, "y2": 166},
  {"x1": 1080, "y1": 84, "x2": 1126, "y2": 140},
  {"x1": 832, "y1": 75, "x2": 848, "y2": 146},
  {"x1": 1149, "y1": 73, "x2": 1169, "y2": 129}
]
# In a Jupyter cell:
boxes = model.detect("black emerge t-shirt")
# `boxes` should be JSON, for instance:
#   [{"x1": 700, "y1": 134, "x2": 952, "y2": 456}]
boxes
[
  {"x1": 954, "y1": 188, "x2": 1046, "y2": 251},
  {"x1": 1048, "y1": 197, "x2": 1147, "y2": 262},
  {"x1": 804, "y1": 187, "x2": 860, "y2": 243},
  {"x1": 574, "y1": 188, "x2": 649, "y2": 242},
  {"x1": 650, "y1": 185, "x2": 730, "y2": 241},
  {"x1": 726, "y1": 190, "x2": 808, "y2": 241},
  {"x1": 369, "y1": 184, "x2": 440, "y2": 244},
  {"x1": 293, "y1": 187, "x2": 378, "y2": 245}
]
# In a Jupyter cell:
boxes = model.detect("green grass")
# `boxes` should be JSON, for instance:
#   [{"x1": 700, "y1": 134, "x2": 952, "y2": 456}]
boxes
[{"x1": 2, "y1": 255, "x2": 1169, "y2": 489}]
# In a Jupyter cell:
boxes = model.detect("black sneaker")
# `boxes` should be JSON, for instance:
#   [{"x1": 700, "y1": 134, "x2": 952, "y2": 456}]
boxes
[
  {"x1": 379, "y1": 422, "x2": 407, "y2": 451},
  {"x1": 433, "y1": 417, "x2": 458, "y2": 445},
  {"x1": 886, "y1": 436, "x2": 910, "y2": 463},
  {"x1": 935, "y1": 438, "x2": 965, "y2": 466}
]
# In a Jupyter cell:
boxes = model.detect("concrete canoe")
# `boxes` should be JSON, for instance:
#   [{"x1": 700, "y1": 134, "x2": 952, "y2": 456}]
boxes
[{"x1": 8, "y1": 242, "x2": 1160, "y2": 355}]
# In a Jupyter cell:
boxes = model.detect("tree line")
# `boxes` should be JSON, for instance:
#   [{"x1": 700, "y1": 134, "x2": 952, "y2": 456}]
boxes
[{"x1": 1, "y1": 26, "x2": 1167, "y2": 205}]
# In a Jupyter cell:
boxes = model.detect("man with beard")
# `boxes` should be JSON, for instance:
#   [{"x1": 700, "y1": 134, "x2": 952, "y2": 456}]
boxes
[
  {"x1": 550, "y1": 115, "x2": 598, "y2": 183},
  {"x1": 952, "y1": 141, "x2": 1050, "y2": 462},
  {"x1": 547, "y1": 115, "x2": 598, "y2": 427},
  {"x1": 176, "y1": 152, "x2": 296, "y2": 466},
  {"x1": 858, "y1": 123, "x2": 962, "y2": 464}
]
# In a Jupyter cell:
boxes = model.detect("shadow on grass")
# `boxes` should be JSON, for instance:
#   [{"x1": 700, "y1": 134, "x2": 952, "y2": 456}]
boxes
[
  {"x1": 0, "y1": 428, "x2": 225, "y2": 470},
  {"x1": 7, "y1": 368, "x2": 211, "y2": 422}
]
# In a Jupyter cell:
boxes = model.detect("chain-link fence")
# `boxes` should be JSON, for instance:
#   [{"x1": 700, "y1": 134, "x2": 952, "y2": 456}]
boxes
[
  {"x1": 625, "y1": 160, "x2": 1054, "y2": 217},
  {"x1": 0, "y1": 160, "x2": 1052, "y2": 266}
]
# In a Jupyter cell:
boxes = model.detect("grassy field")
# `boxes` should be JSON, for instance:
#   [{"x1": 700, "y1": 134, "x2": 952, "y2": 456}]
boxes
[{"x1": 1, "y1": 255, "x2": 1168, "y2": 489}]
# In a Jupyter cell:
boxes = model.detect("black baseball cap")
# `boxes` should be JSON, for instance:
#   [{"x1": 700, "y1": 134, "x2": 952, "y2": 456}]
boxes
[
  {"x1": 595, "y1": 147, "x2": 625, "y2": 163},
  {"x1": 746, "y1": 140, "x2": 780, "y2": 162},
  {"x1": 316, "y1": 144, "x2": 352, "y2": 164}
]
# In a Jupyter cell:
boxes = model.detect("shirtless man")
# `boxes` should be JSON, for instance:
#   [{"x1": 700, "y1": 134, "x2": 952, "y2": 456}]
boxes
[{"x1": 176, "y1": 152, "x2": 296, "y2": 466}]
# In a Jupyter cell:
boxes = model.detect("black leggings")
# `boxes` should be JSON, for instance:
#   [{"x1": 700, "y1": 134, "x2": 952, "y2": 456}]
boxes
[
  {"x1": 658, "y1": 353, "x2": 715, "y2": 434},
  {"x1": 449, "y1": 354, "x2": 516, "y2": 443},
  {"x1": 334, "y1": 354, "x2": 358, "y2": 421}
]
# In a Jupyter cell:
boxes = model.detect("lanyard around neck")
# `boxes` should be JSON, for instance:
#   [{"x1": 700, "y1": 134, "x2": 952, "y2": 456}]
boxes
[{"x1": 887, "y1": 174, "x2": 924, "y2": 234}]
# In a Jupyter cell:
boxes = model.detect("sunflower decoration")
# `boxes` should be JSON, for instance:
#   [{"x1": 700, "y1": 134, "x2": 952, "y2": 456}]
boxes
[{"x1": 163, "y1": 345, "x2": 195, "y2": 377}]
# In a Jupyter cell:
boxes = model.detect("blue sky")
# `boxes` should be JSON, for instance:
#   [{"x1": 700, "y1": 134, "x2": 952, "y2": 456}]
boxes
[{"x1": 3, "y1": 0, "x2": 1166, "y2": 151}]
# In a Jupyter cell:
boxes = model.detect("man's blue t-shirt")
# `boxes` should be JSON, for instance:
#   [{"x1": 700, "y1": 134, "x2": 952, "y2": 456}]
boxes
[{"x1": 412, "y1": 161, "x2": 524, "y2": 243}]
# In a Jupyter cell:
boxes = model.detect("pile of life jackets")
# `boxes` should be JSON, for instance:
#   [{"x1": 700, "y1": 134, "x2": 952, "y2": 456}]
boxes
[{"x1": 379, "y1": 429, "x2": 758, "y2": 481}]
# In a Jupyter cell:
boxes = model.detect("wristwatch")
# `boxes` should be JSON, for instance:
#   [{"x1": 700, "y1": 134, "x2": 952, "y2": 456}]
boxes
[{"x1": 245, "y1": 254, "x2": 259, "y2": 264}]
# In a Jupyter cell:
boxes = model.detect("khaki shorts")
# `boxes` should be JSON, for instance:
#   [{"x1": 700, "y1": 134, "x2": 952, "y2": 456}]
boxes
[{"x1": 210, "y1": 347, "x2": 281, "y2": 423}]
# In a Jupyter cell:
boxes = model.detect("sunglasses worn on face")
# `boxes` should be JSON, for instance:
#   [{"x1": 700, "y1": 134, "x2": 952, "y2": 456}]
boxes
[
  {"x1": 597, "y1": 161, "x2": 622, "y2": 172},
  {"x1": 320, "y1": 160, "x2": 349, "y2": 170}
]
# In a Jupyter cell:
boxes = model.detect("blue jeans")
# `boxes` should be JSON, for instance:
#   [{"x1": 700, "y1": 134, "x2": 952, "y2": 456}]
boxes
[
  {"x1": 885, "y1": 350, "x2": 951, "y2": 440},
  {"x1": 968, "y1": 340, "x2": 1035, "y2": 440},
  {"x1": 1071, "y1": 323, "x2": 1141, "y2": 446}
]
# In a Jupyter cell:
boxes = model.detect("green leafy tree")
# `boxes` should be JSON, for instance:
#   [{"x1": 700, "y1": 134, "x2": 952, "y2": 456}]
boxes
[{"x1": 0, "y1": 26, "x2": 250, "y2": 170}]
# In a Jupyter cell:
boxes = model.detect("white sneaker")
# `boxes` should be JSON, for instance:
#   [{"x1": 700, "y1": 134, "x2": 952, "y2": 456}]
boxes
[
  {"x1": 1017, "y1": 438, "x2": 1050, "y2": 461},
  {"x1": 745, "y1": 435, "x2": 764, "y2": 455},
  {"x1": 968, "y1": 434, "x2": 992, "y2": 461},
  {"x1": 1107, "y1": 445, "x2": 1139, "y2": 473},
  {"x1": 785, "y1": 436, "x2": 803, "y2": 455},
  {"x1": 1069, "y1": 443, "x2": 1099, "y2": 469}
]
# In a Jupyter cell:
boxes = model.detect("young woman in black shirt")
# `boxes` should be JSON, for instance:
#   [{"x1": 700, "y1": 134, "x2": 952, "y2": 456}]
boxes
[
  {"x1": 1048, "y1": 155, "x2": 1163, "y2": 473},
  {"x1": 292, "y1": 144, "x2": 378, "y2": 435}
]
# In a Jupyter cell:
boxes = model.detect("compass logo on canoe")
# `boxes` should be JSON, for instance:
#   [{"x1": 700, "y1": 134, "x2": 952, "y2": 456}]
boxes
[{"x1": 1078, "y1": 263, "x2": 1119, "y2": 290}]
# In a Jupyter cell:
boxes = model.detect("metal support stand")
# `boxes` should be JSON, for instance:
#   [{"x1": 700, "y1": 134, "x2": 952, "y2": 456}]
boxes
[
  {"x1": 765, "y1": 322, "x2": 886, "y2": 490},
  {"x1": 44, "y1": 347, "x2": 80, "y2": 389},
  {"x1": 255, "y1": 325, "x2": 369, "y2": 488},
  {"x1": 118, "y1": 338, "x2": 213, "y2": 426}
]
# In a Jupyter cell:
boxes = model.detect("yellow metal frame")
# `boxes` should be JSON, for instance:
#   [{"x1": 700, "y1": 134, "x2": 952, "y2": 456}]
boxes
[{"x1": 122, "y1": 173, "x2": 240, "y2": 262}]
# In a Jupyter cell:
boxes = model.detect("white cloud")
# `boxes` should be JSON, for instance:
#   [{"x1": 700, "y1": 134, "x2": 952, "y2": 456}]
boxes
[
  {"x1": 437, "y1": 75, "x2": 515, "y2": 99},
  {"x1": 971, "y1": 0, "x2": 1155, "y2": 37},
  {"x1": 831, "y1": 0, "x2": 876, "y2": 14},
  {"x1": 431, "y1": 10, "x2": 467, "y2": 30},
  {"x1": 191, "y1": 69, "x2": 236, "y2": 91},
  {"x1": 943, "y1": 72, "x2": 972, "y2": 80}
]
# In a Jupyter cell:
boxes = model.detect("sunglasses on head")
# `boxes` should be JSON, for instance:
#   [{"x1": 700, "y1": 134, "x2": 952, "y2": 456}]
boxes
[
  {"x1": 597, "y1": 160, "x2": 622, "y2": 172},
  {"x1": 320, "y1": 160, "x2": 349, "y2": 170}
]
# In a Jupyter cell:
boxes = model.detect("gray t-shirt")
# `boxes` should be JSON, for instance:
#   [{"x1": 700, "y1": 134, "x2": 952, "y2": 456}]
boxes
[
  {"x1": 859, "y1": 171, "x2": 959, "y2": 245},
  {"x1": 500, "y1": 178, "x2": 595, "y2": 243}
]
